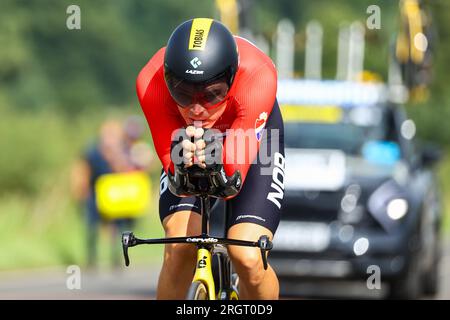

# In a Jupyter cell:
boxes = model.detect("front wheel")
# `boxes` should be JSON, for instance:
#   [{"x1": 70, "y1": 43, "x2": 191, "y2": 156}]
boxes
[
  {"x1": 186, "y1": 281, "x2": 209, "y2": 300},
  {"x1": 230, "y1": 272, "x2": 239, "y2": 300}
]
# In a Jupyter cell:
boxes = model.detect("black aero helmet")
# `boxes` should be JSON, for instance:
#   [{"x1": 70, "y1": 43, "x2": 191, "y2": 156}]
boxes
[{"x1": 164, "y1": 18, "x2": 239, "y2": 108}]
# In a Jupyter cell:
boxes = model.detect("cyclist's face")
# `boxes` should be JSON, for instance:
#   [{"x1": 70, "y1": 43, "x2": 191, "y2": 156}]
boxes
[
  {"x1": 177, "y1": 81, "x2": 229, "y2": 128},
  {"x1": 178, "y1": 97, "x2": 228, "y2": 129},
  {"x1": 166, "y1": 69, "x2": 230, "y2": 109}
]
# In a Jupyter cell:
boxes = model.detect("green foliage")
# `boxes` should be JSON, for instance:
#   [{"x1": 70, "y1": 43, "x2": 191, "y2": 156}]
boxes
[
  {"x1": 0, "y1": 108, "x2": 93, "y2": 194},
  {"x1": 404, "y1": 1, "x2": 450, "y2": 147},
  {"x1": 1, "y1": 0, "x2": 449, "y2": 139},
  {"x1": 0, "y1": 183, "x2": 163, "y2": 270},
  {"x1": 0, "y1": 104, "x2": 162, "y2": 270},
  {"x1": 0, "y1": 0, "x2": 216, "y2": 112}
]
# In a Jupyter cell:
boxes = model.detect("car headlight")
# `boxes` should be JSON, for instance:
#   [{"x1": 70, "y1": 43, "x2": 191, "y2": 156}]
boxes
[
  {"x1": 367, "y1": 180, "x2": 409, "y2": 232},
  {"x1": 386, "y1": 198, "x2": 408, "y2": 220}
]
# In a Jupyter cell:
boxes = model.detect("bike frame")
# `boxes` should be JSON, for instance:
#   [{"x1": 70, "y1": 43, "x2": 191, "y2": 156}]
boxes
[{"x1": 193, "y1": 247, "x2": 216, "y2": 300}]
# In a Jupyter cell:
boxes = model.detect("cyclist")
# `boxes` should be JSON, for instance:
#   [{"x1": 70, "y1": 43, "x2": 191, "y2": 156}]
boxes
[{"x1": 136, "y1": 18, "x2": 285, "y2": 299}]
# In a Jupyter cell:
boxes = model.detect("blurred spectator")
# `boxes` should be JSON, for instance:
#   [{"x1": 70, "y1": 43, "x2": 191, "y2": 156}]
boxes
[
  {"x1": 124, "y1": 115, "x2": 155, "y2": 170},
  {"x1": 71, "y1": 116, "x2": 153, "y2": 269}
]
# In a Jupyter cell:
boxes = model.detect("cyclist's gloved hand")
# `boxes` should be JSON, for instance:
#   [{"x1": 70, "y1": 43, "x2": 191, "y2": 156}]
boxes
[
  {"x1": 191, "y1": 131, "x2": 242, "y2": 198},
  {"x1": 195, "y1": 128, "x2": 224, "y2": 172},
  {"x1": 168, "y1": 126, "x2": 204, "y2": 196},
  {"x1": 168, "y1": 127, "x2": 242, "y2": 198},
  {"x1": 170, "y1": 126, "x2": 204, "y2": 173}
]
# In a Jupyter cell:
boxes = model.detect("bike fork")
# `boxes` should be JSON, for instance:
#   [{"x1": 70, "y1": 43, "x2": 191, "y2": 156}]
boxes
[{"x1": 192, "y1": 246, "x2": 216, "y2": 300}]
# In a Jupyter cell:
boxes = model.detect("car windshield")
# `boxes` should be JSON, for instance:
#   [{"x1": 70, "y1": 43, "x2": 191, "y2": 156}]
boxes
[{"x1": 284, "y1": 106, "x2": 390, "y2": 155}]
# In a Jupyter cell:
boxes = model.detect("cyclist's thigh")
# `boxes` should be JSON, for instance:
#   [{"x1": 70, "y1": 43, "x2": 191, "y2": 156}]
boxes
[
  {"x1": 227, "y1": 102, "x2": 285, "y2": 235},
  {"x1": 228, "y1": 222, "x2": 273, "y2": 242},
  {"x1": 162, "y1": 211, "x2": 202, "y2": 237},
  {"x1": 161, "y1": 211, "x2": 199, "y2": 266},
  {"x1": 226, "y1": 163, "x2": 283, "y2": 235},
  {"x1": 159, "y1": 169, "x2": 216, "y2": 236}
]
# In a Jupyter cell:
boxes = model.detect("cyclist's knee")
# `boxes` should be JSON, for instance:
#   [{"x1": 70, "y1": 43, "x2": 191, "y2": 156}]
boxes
[
  {"x1": 162, "y1": 211, "x2": 201, "y2": 237},
  {"x1": 163, "y1": 243, "x2": 196, "y2": 267},
  {"x1": 161, "y1": 210, "x2": 200, "y2": 268},
  {"x1": 228, "y1": 246, "x2": 265, "y2": 287}
]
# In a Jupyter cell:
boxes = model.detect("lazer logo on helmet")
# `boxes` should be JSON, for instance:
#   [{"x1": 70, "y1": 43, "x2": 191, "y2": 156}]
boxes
[
  {"x1": 190, "y1": 57, "x2": 202, "y2": 68},
  {"x1": 185, "y1": 57, "x2": 204, "y2": 74},
  {"x1": 185, "y1": 69, "x2": 204, "y2": 74}
]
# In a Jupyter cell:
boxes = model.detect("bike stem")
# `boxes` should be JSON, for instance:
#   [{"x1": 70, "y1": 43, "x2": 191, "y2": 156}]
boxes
[{"x1": 201, "y1": 195, "x2": 210, "y2": 237}]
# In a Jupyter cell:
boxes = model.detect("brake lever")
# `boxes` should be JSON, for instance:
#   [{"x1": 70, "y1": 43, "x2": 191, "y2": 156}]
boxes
[
  {"x1": 257, "y1": 235, "x2": 273, "y2": 270},
  {"x1": 122, "y1": 231, "x2": 137, "y2": 267}
]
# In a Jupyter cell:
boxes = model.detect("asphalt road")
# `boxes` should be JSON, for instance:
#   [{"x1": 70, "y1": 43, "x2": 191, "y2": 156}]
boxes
[{"x1": 0, "y1": 239, "x2": 449, "y2": 300}]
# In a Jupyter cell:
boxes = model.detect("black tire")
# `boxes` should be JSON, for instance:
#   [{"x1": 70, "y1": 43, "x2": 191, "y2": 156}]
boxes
[
  {"x1": 212, "y1": 253, "x2": 240, "y2": 300},
  {"x1": 186, "y1": 281, "x2": 209, "y2": 300},
  {"x1": 388, "y1": 251, "x2": 422, "y2": 300},
  {"x1": 212, "y1": 254, "x2": 221, "y2": 297},
  {"x1": 422, "y1": 261, "x2": 439, "y2": 296},
  {"x1": 422, "y1": 239, "x2": 441, "y2": 296}
]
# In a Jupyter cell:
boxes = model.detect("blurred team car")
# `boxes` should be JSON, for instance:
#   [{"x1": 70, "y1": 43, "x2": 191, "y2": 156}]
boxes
[{"x1": 271, "y1": 80, "x2": 443, "y2": 299}]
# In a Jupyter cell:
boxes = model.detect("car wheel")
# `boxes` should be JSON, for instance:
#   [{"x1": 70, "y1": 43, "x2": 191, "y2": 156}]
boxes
[
  {"x1": 387, "y1": 251, "x2": 422, "y2": 300},
  {"x1": 422, "y1": 240, "x2": 441, "y2": 296}
]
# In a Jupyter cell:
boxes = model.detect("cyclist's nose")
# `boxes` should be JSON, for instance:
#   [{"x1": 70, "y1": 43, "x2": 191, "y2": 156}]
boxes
[{"x1": 190, "y1": 103, "x2": 205, "y2": 115}]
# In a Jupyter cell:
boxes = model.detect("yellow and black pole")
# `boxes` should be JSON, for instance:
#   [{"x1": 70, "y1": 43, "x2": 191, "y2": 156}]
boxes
[
  {"x1": 215, "y1": 0, "x2": 239, "y2": 34},
  {"x1": 396, "y1": 0, "x2": 425, "y2": 65},
  {"x1": 394, "y1": 0, "x2": 432, "y2": 102}
]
